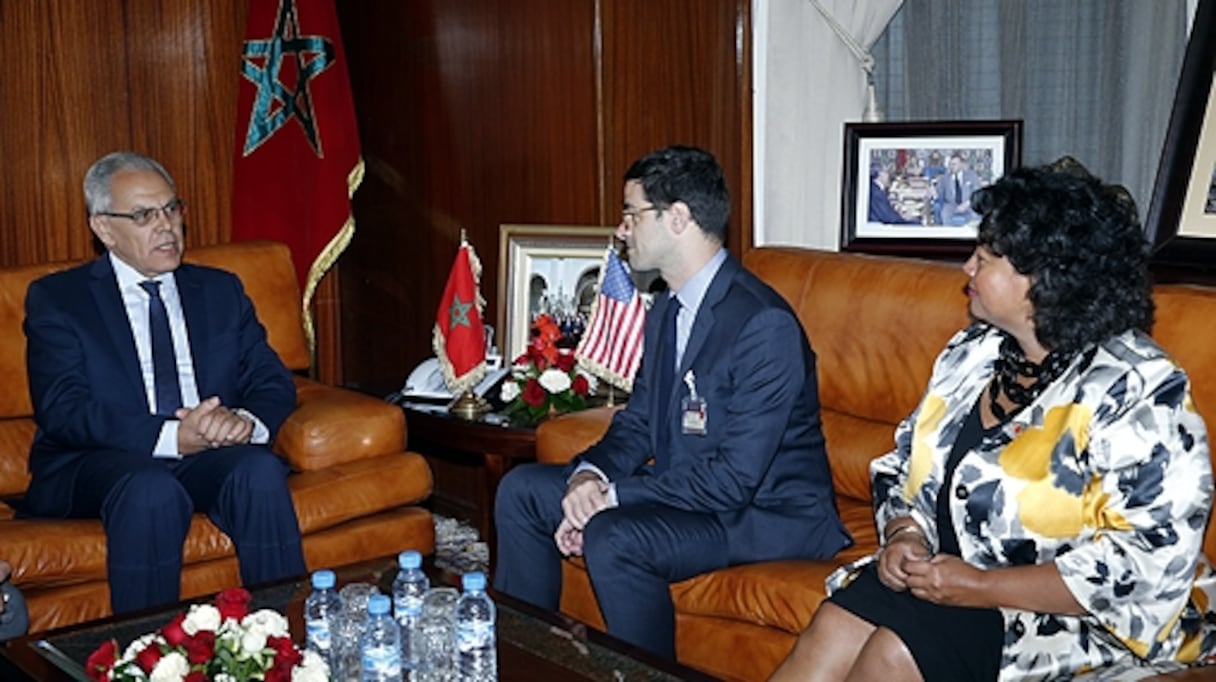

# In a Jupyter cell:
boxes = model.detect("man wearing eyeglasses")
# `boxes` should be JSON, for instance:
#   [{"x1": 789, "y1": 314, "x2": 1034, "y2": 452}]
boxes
[
  {"x1": 20, "y1": 151, "x2": 305, "y2": 615},
  {"x1": 494, "y1": 146, "x2": 851, "y2": 658}
]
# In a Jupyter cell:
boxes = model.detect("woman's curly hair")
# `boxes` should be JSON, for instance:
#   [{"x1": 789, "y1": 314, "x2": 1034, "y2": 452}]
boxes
[{"x1": 971, "y1": 157, "x2": 1153, "y2": 353}]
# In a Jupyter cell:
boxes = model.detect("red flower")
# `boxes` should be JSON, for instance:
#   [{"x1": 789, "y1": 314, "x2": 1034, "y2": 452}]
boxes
[
  {"x1": 184, "y1": 631, "x2": 215, "y2": 665},
  {"x1": 268, "y1": 635, "x2": 302, "y2": 667},
  {"x1": 572, "y1": 374, "x2": 590, "y2": 396},
  {"x1": 215, "y1": 587, "x2": 252, "y2": 621},
  {"x1": 85, "y1": 639, "x2": 118, "y2": 681},
  {"x1": 522, "y1": 378, "x2": 547, "y2": 407},
  {"x1": 135, "y1": 643, "x2": 164, "y2": 673},
  {"x1": 161, "y1": 612, "x2": 189, "y2": 647},
  {"x1": 555, "y1": 352, "x2": 576, "y2": 372},
  {"x1": 265, "y1": 667, "x2": 292, "y2": 682},
  {"x1": 185, "y1": 673, "x2": 209, "y2": 682}
]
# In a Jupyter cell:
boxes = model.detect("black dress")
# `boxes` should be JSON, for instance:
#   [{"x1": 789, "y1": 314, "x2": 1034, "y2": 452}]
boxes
[{"x1": 827, "y1": 403, "x2": 1004, "y2": 680}]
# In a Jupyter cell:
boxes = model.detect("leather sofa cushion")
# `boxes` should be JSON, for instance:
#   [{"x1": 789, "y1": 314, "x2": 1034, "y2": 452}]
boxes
[{"x1": 277, "y1": 378, "x2": 408, "y2": 470}]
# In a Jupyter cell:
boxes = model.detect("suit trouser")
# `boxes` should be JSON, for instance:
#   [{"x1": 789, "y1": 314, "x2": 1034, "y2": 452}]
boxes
[
  {"x1": 34, "y1": 445, "x2": 305, "y2": 615},
  {"x1": 493, "y1": 463, "x2": 729, "y2": 658}
]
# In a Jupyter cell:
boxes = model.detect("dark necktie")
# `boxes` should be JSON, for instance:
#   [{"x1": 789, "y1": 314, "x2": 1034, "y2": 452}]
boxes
[
  {"x1": 139, "y1": 280, "x2": 182, "y2": 416},
  {"x1": 954, "y1": 174, "x2": 963, "y2": 204},
  {"x1": 655, "y1": 296, "x2": 681, "y2": 469}
]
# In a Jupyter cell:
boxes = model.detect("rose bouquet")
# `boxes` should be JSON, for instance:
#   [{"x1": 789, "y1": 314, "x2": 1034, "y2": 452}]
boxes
[
  {"x1": 500, "y1": 314, "x2": 593, "y2": 423},
  {"x1": 85, "y1": 587, "x2": 328, "y2": 682}
]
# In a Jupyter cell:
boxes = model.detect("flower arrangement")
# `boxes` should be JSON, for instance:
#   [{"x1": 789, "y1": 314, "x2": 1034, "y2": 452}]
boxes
[
  {"x1": 500, "y1": 314, "x2": 593, "y2": 423},
  {"x1": 85, "y1": 588, "x2": 327, "y2": 682}
]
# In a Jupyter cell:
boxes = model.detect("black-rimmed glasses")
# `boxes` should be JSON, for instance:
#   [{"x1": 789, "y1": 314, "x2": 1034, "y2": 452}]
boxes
[{"x1": 97, "y1": 198, "x2": 187, "y2": 227}]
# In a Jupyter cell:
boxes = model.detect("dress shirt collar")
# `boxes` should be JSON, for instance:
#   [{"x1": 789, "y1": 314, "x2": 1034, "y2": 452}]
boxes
[
  {"x1": 670, "y1": 247, "x2": 727, "y2": 316},
  {"x1": 109, "y1": 252, "x2": 177, "y2": 296}
]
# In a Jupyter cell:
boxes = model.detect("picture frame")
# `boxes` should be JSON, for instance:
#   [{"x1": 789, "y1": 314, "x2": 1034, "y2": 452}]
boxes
[
  {"x1": 497, "y1": 224, "x2": 617, "y2": 362},
  {"x1": 1144, "y1": 0, "x2": 1216, "y2": 269},
  {"x1": 840, "y1": 120, "x2": 1022, "y2": 257}
]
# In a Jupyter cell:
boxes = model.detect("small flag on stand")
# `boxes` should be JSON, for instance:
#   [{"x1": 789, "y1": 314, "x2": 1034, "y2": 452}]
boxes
[
  {"x1": 433, "y1": 237, "x2": 487, "y2": 395},
  {"x1": 576, "y1": 247, "x2": 648, "y2": 392}
]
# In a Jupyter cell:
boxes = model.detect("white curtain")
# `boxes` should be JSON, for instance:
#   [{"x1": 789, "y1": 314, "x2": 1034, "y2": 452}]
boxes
[{"x1": 755, "y1": 0, "x2": 903, "y2": 248}]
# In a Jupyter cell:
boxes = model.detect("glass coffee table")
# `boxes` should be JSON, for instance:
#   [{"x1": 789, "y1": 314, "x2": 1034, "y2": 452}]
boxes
[{"x1": 1, "y1": 555, "x2": 718, "y2": 681}]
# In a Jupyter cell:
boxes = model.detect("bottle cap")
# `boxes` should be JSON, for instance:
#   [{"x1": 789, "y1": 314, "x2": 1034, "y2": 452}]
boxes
[
  {"x1": 398, "y1": 549, "x2": 422, "y2": 570},
  {"x1": 462, "y1": 571, "x2": 486, "y2": 592},
  {"x1": 311, "y1": 569, "x2": 336, "y2": 590},
  {"x1": 367, "y1": 594, "x2": 391, "y2": 616}
]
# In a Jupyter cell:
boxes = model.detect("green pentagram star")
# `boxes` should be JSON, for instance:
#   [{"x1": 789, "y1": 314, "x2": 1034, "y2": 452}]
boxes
[
  {"x1": 448, "y1": 295, "x2": 474, "y2": 329},
  {"x1": 239, "y1": 0, "x2": 336, "y2": 157}
]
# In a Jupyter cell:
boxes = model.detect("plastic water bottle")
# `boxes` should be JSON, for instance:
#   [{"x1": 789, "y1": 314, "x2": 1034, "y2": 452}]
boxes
[
  {"x1": 304, "y1": 569, "x2": 342, "y2": 671},
  {"x1": 360, "y1": 594, "x2": 402, "y2": 682},
  {"x1": 454, "y1": 571, "x2": 497, "y2": 682},
  {"x1": 391, "y1": 549, "x2": 430, "y2": 673}
]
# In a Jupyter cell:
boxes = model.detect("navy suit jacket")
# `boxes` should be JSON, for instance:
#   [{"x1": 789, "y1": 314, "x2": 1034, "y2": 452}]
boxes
[
  {"x1": 570, "y1": 254, "x2": 851, "y2": 564},
  {"x1": 23, "y1": 256, "x2": 296, "y2": 516}
]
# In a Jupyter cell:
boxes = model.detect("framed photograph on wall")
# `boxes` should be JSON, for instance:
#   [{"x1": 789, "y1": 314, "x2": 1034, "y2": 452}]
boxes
[
  {"x1": 840, "y1": 120, "x2": 1022, "y2": 257},
  {"x1": 497, "y1": 225, "x2": 616, "y2": 362},
  {"x1": 1144, "y1": 0, "x2": 1216, "y2": 269}
]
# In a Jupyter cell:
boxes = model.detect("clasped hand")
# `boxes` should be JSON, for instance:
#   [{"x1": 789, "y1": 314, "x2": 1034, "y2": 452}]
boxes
[
  {"x1": 878, "y1": 537, "x2": 983, "y2": 607},
  {"x1": 175, "y1": 396, "x2": 253, "y2": 455},
  {"x1": 554, "y1": 471, "x2": 612, "y2": 557}
]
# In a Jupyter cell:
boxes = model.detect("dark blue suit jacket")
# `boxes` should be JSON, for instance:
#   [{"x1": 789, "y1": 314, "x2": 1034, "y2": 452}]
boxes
[
  {"x1": 571, "y1": 254, "x2": 851, "y2": 564},
  {"x1": 23, "y1": 256, "x2": 296, "y2": 516}
]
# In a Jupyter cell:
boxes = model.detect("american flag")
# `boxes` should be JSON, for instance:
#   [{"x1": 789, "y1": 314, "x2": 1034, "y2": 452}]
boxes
[{"x1": 576, "y1": 247, "x2": 648, "y2": 391}]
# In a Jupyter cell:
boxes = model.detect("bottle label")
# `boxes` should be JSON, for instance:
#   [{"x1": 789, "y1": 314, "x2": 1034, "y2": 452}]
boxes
[
  {"x1": 362, "y1": 644, "x2": 402, "y2": 677},
  {"x1": 305, "y1": 618, "x2": 331, "y2": 651},
  {"x1": 455, "y1": 621, "x2": 495, "y2": 652},
  {"x1": 394, "y1": 594, "x2": 424, "y2": 622}
]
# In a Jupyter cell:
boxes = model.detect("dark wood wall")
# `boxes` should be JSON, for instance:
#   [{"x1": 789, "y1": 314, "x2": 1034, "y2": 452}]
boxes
[
  {"x1": 335, "y1": 0, "x2": 752, "y2": 388},
  {"x1": 0, "y1": 1, "x2": 751, "y2": 388}
]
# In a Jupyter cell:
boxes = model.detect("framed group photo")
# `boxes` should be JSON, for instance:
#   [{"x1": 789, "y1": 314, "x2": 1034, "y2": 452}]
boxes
[
  {"x1": 840, "y1": 120, "x2": 1022, "y2": 257},
  {"x1": 1144, "y1": 0, "x2": 1216, "y2": 269}
]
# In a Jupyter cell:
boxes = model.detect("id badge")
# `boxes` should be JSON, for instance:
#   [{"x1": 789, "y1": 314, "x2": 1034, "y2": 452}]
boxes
[{"x1": 680, "y1": 370, "x2": 707, "y2": 435}]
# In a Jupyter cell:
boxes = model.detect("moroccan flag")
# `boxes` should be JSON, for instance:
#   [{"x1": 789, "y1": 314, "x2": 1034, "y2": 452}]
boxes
[
  {"x1": 232, "y1": 0, "x2": 362, "y2": 351},
  {"x1": 576, "y1": 247, "x2": 648, "y2": 392},
  {"x1": 433, "y1": 240, "x2": 487, "y2": 394}
]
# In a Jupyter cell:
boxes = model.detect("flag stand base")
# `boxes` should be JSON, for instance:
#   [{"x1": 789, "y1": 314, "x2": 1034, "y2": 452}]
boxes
[{"x1": 449, "y1": 390, "x2": 490, "y2": 419}]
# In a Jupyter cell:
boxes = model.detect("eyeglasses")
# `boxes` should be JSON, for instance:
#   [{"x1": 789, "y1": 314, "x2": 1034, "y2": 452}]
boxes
[
  {"x1": 97, "y1": 199, "x2": 187, "y2": 227},
  {"x1": 621, "y1": 205, "x2": 661, "y2": 226}
]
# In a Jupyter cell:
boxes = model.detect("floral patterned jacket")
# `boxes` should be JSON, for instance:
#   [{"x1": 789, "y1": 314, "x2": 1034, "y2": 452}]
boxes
[{"x1": 827, "y1": 323, "x2": 1216, "y2": 680}]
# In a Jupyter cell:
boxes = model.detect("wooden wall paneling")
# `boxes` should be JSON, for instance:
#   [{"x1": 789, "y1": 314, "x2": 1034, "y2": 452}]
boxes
[
  {"x1": 597, "y1": 0, "x2": 751, "y2": 253},
  {"x1": 337, "y1": 1, "x2": 602, "y2": 388}
]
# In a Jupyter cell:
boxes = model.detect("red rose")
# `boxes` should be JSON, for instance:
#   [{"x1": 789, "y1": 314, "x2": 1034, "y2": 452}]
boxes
[
  {"x1": 185, "y1": 673, "x2": 209, "y2": 682},
  {"x1": 265, "y1": 667, "x2": 292, "y2": 682},
  {"x1": 161, "y1": 612, "x2": 189, "y2": 647},
  {"x1": 267, "y1": 635, "x2": 302, "y2": 667},
  {"x1": 85, "y1": 639, "x2": 118, "y2": 681},
  {"x1": 135, "y1": 643, "x2": 164, "y2": 673},
  {"x1": 184, "y1": 631, "x2": 215, "y2": 665},
  {"x1": 215, "y1": 587, "x2": 252, "y2": 621},
  {"x1": 522, "y1": 378, "x2": 547, "y2": 407},
  {"x1": 556, "y1": 352, "x2": 576, "y2": 372},
  {"x1": 572, "y1": 374, "x2": 590, "y2": 396}
]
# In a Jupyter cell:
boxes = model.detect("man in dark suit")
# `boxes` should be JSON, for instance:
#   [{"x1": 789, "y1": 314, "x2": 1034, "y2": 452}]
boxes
[
  {"x1": 494, "y1": 146, "x2": 851, "y2": 657},
  {"x1": 935, "y1": 153, "x2": 982, "y2": 225},
  {"x1": 869, "y1": 167, "x2": 918, "y2": 224},
  {"x1": 22, "y1": 152, "x2": 306, "y2": 615}
]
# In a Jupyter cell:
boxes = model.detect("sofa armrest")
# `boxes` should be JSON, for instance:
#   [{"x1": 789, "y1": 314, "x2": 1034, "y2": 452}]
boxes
[
  {"x1": 274, "y1": 378, "x2": 406, "y2": 471},
  {"x1": 535, "y1": 406, "x2": 619, "y2": 464}
]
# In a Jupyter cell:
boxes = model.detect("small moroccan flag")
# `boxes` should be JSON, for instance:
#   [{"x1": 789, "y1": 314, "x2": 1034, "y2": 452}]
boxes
[
  {"x1": 576, "y1": 246, "x2": 648, "y2": 391},
  {"x1": 433, "y1": 238, "x2": 487, "y2": 394}
]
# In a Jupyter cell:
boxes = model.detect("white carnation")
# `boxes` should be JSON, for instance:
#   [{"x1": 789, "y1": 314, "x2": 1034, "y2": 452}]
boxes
[
  {"x1": 243, "y1": 608, "x2": 290, "y2": 638},
  {"x1": 500, "y1": 380, "x2": 521, "y2": 402},
  {"x1": 538, "y1": 368, "x2": 571, "y2": 393},
  {"x1": 149, "y1": 651, "x2": 190, "y2": 682},
  {"x1": 183, "y1": 603, "x2": 220, "y2": 634},
  {"x1": 293, "y1": 650, "x2": 331, "y2": 682}
]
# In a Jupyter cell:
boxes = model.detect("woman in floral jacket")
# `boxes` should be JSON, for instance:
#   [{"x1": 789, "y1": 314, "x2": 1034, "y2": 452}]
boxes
[{"x1": 771, "y1": 160, "x2": 1216, "y2": 681}]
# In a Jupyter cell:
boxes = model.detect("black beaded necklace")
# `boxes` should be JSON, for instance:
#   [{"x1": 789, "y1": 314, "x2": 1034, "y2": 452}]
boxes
[{"x1": 987, "y1": 335, "x2": 1077, "y2": 422}]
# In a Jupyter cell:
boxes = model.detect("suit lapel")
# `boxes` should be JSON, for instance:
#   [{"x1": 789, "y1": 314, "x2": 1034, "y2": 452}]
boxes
[
  {"x1": 89, "y1": 257, "x2": 146, "y2": 405},
  {"x1": 679, "y1": 255, "x2": 737, "y2": 376}
]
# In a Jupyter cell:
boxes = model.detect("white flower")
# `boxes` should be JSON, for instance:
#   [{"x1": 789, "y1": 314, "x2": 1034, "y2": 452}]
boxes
[
  {"x1": 149, "y1": 651, "x2": 190, "y2": 682},
  {"x1": 538, "y1": 367, "x2": 571, "y2": 393},
  {"x1": 500, "y1": 380, "x2": 521, "y2": 402},
  {"x1": 182, "y1": 603, "x2": 220, "y2": 634},
  {"x1": 122, "y1": 633, "x2": 163, "y2": 661},
  {"x1": 243, "y1": 608, "x2": 290, "y2": 638},
  {"x1": 293, "y1": 651, "x2": 331, "y2": 682}
]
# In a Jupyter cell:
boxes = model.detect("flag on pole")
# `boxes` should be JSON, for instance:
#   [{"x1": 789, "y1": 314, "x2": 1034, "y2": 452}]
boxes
[
  {"x1": 433, "y1": 238, "x2": 487, "y2": 394},
  {"x1": 576, "y1": 247, "x2": 648, "y2": 391},
  {"x1": 232, "y1": 0, "x2": 363, "y2": 355}
]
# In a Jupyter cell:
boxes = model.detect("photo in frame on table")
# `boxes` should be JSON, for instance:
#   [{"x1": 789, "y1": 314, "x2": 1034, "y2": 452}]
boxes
[
  {"x1": 1143, "y1": 0, "x2": 1216, "y2": 269},
  {"x1": 498, "y1": 224, "x2": 654, "y2": 364},
  {"x1": 840, "y1": 120, "x2": 1022, "y2": 257}
]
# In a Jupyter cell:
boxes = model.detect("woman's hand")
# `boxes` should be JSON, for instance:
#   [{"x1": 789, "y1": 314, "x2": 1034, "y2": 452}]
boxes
[
  {"x1": 877, "y1": 533, "x2": 931, "y2": 591},
  {"x1": 904, "y1": 554, "x2": 987, "y2": 607}
]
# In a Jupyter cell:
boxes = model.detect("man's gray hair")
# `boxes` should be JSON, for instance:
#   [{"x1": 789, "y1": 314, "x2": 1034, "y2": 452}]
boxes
[{"x1": 83, "y1": 152, "x2": 176, "y2": 215}]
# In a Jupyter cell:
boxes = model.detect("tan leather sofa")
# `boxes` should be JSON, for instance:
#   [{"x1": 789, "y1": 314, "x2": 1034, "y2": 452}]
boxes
[
  {"x1": 535, "y1": 246, "x2": 1216, "y2": 681},
  {"x1": 0, "y1": 240, "x2": 434, "y2": 634}
]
